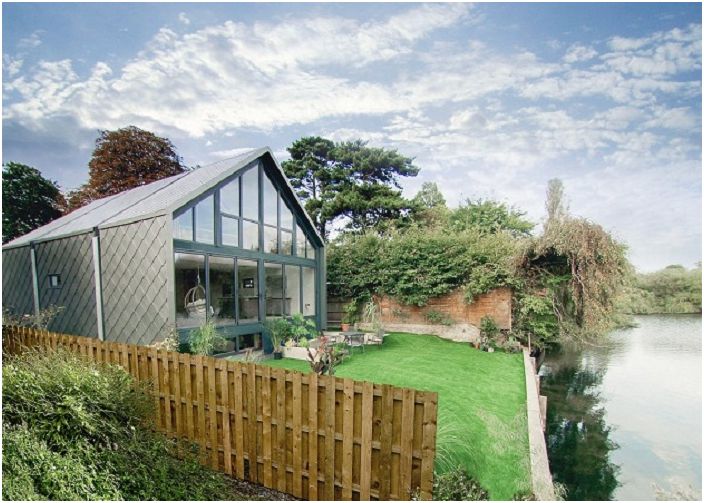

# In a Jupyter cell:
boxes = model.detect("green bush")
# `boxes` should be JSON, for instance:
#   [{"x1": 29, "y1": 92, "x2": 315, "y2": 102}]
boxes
[
  {"x1": 432, "y1": 467, "x2": 489, "y2": 501},
  {"x1": 328, "y1": 228, "x2": 518, "y2": 306},
  {"x1": 188, "y1": 321, "x2": 226, "y2": 355},
  {"x1": 2, "y1": 348, "x2": 240, "y2": 500}
]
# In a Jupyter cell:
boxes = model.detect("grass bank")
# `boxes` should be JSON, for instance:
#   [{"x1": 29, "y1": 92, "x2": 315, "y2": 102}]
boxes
[{"x1": 261, "y1": 333, "x2": 531, "y2": 499}]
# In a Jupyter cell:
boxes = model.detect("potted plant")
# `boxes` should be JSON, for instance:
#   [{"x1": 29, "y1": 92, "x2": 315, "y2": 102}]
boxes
[
  {"x1": 264, "y1": 317, "x2": 290, "y2": 359},
  {"x1": 341, "y1": 301, "x2": 358, "y2": 332}
]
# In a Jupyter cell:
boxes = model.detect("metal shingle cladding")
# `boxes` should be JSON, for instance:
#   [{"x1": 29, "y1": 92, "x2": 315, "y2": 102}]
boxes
[
  {"x1": 36, "y1": 234, "x2": 98, "y2": 336},
  {"x1": 100, "y1": 216, "x2": 171, "y2": 345},
  {"x1": 2, "y1": 246, "x2": 35, "y2": 315}
]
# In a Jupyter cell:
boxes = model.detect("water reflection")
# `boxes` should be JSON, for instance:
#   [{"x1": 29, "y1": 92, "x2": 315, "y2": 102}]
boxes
[
  {"x1": 541, "y1": 315, "x2": 702, "y2": 501},
  {"x1": 542, "y1": 345, "x2": 620, "y2": 500}
]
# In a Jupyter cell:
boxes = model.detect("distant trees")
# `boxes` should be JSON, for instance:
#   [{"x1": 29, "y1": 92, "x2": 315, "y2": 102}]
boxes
[
  {"x1": 2, "y1": 163, "x2": 64, "y2": 243},
  {"x1": 67, "y1": 126, "x2": 185, "y2": 211},
  {"x1": 282, "y1": 136, "x2": 419, "y2": 239},
  {"x1": 622, "y1": 264, "x2": 702, "y2": 314}
]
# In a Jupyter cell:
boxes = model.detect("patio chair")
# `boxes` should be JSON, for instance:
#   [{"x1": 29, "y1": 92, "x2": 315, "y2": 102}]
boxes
[{"x1": 365, "y1": 331, "x2": 386, "y2": 349}]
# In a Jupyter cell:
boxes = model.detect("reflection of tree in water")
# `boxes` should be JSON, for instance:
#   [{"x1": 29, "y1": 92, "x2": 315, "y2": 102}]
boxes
[{"x1": 542, "y1": 346, "x2": 620, "y2": 501}]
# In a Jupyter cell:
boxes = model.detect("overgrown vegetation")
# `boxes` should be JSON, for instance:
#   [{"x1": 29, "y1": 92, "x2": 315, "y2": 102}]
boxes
[
  {"x1": 329, "y1": 179, "x2": 631, "y2": 349},
  {"x1": 2, "y1": 348, "x2": 247, "y2": 500},
  {"x1": 431, "y1": 468, "x2": 490, "y2": 501}
]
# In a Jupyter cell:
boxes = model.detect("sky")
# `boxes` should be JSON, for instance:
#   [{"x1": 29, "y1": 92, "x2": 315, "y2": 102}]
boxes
[{"x1": 2, "y1": 2, "x2": 701, "y2": 272}]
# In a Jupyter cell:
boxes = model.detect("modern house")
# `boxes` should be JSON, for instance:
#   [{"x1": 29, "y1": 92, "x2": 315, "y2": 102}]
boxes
[{"x1": 2, "y1": 148, "x2": 326, "y2": 353}]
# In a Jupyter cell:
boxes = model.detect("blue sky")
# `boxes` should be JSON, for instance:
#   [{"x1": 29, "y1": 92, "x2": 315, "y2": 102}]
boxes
[{"x1": 3, "y1": 2, "x2": 701, "y2": 271}]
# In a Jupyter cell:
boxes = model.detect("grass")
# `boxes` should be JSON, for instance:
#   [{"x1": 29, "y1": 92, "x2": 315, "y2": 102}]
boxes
[{"x1": 261, "y1": 333, "x2": 531, "y2": 500}]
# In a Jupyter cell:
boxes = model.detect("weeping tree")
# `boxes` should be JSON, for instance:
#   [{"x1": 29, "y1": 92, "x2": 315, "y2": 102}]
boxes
[{"x1": 515, "y1": 179, "x2": 631, "y2": 345}]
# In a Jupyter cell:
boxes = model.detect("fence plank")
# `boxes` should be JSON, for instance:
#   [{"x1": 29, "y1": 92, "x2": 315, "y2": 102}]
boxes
[
  {"x1": 233, "y1": 362, "x2": 246, "y2": 479},
  {"x1": 341, "y1": 378, "x2": 354, "y2": 500},
  {"x1": 261, "y1": 365, "x2": 273, "y2": 487},
  {"x1": 379, "y1": 384, "x2": 394, "y2": 500},
  {"x1": 324, "y1": 375, "x2": 336, "y2": 500},
  {"x1": 194, "y1": 355, "x2": 207, "y2": 464},
  {"x1": 208, "y1": 360, "x2": 219, "y2": 470},
  {"x1": 307, "y1": 372, "x2": 319, "y2": 501},
  {"x1": 219, "y1": 360, "x2": 233, "y2": 476},
  {"x1": 399, "y1": 388, "x2": 415, "y2": 499},
  {"x1": 149, "y1": 347, "x2": 162, "y2": 430},
  {"x1": 420, "y1": 393, "x2": 438, "y2": 500},
  {"x1": 360, "y1": 380, "x2": 374, "y2": 501},
  {"x1": 292, "y1": 371, "x2": 303, "y2": 498},
  {"x1": 275, "y1": 367, "x2": 287, "y2": 493},
  {"x1": 1, "y1": 327, "x2": 438, "y2": 502},
  {"x1": 246, "y1": 363, "x2": 258, "y2": 483}
]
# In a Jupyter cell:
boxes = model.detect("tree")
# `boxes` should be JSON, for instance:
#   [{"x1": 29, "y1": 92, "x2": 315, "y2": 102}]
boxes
[
  {"x1": 69, "y1": 126, "x2": 185, "y2": 210},
  {"x1": 282, "y1": 137, "x2": 419, "y2": 238},
  {"x1": 2, "y1": 163, "x2": 65, "y2": 243},
  {"x1": 545, "y1": 178, "x2": 568, "y2": 230},
  {"x1": 449, "y1": 199, "x2": 534, "y2": 237},
  {"x1": 413, "y1": 182, "x2": 446, "y2": 208}
]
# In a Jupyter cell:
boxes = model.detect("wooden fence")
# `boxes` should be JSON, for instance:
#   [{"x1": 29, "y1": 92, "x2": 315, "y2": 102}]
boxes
[{"x1": 2, "y1": 326, "x2": 438, "y2": 500}]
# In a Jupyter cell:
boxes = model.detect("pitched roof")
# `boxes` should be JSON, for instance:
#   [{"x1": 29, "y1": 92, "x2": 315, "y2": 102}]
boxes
[{"x1": 4, "y1": 147, "x2": 323, "y2": 249}]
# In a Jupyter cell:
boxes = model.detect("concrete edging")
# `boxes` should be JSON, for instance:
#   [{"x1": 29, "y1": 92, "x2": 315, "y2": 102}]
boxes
[{"x1": 523, "y1": 349, "x2": 556, "y2": 500}]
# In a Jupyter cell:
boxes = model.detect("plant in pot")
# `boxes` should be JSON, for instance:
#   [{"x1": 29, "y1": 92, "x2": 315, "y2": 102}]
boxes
[
  {"x1": 341, "y1": 301, "x2": 358, "y2": 332},
  {"x1": 264, "y1": 317, "x2": 291, "y2": 359}
]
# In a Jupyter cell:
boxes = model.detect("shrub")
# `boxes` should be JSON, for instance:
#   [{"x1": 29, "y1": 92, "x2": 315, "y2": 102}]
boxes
[
  {"x1": 188, "y1": 321, "x2": 226, "y2": 355},
  {"x1": 432, "y1": 467, "x2": 489, "y2": 501},
  {"x1": 2, "y1": 348, "x2": 241, "y2": 500},
  {"x1": 426, "y1": 310, "x2": 454, "y2": 326}
]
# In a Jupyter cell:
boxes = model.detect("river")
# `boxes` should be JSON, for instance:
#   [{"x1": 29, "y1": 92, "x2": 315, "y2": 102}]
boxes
[{"x1": 540, "y1": 315, "x2": 702, "y2": 500}]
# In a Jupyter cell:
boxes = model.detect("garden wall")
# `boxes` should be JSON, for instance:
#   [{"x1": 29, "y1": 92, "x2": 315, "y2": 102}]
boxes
[{"x1": 353, "y1": 288, "x2": 511, "y2": 343}]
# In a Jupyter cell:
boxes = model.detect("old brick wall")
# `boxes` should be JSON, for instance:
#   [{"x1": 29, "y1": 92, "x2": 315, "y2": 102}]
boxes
[{"x1": 378, "y1": 287, "x2": 512, "y2": 330}]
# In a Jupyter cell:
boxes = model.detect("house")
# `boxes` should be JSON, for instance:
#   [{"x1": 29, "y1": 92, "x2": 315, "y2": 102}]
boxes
[{"x1": 2, "y1": 148, "x2": 326, "y2": 354}]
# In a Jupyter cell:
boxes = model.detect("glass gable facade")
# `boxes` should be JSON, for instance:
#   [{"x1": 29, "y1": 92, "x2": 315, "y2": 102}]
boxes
[{"x1": 171, "y1": 161, "x2": 322, "y2": 354}]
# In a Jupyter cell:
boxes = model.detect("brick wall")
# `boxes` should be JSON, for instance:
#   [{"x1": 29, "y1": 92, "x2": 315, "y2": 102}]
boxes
[{"x1": 378, "y1": 287, "x2": 512, "y2": 330}]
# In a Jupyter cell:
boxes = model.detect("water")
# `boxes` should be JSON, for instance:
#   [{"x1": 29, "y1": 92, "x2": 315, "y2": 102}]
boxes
[{"x1": 541, "y1": 315, "x2": 702, "y2": 500}]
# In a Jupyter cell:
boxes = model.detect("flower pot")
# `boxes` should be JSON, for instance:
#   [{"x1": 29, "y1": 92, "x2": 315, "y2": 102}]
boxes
[
  {"x1": 341, "y1": 323, "x2": 351, "y2": 332},
  {"x1": 274, "y1": 352, "x2": 283, "y2": 360}
]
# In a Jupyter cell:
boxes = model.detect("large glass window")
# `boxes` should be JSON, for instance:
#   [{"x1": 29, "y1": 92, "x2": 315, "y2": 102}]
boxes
[
  {"x1": 195, "y1": 195, "x2": 214, "y2": 244},
  {"x1": 305, "y1": 236, "x2": 316, "y2": 260},
  {"x1": 175, "y1": 253, "x2": 206, "y2": 328},
  {"x1": 295, "y1": 224, "x2": 305, "y2": 257},
  {"x1": 263, "y1": 173, "x2": 278, "y2": 226},
  {"x1": 173, "y1": 209, "x2": 193, "y2": 240},
  {"x1": 243, "y1": 220, "x2": 259, "y2": 251},
  {"x1": 221, "y1": 216, "x2": 238, "y2": 247},
  {"x1": 220, "y1": 178, "x2": 239, "y2": 216},
  {"x1": 209, "y1": 256, "x2": 235, "y2": 326},
  {"x1": 302, "y1": 267, "x2": 316, "y2": 317},
  {"x1": 285, "y1": 265, "x2": 301, "y2": 315},
  {"x1": 241, "y1": 167, "x2": 259, "y2": 221},
  {"x1": 237, "y1": 259, "x2": 259, "y2": 323},
  {"x1": 280, "y1": 196, "x2": 293, "y2": 230},
  {"x1": 263, "y1": 225, "x2": 278, "y2": 254},
  {"x1": 265, "y1": 262, "x2": 284, "y2": 316},
  {"x1": 280, "y1": 230, "x2": 293, "y2": 256}
]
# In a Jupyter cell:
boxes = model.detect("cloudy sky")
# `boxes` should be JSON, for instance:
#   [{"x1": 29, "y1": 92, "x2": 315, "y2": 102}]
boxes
[{"x1": 3, "y1": 3, "x2": 701, "y2": 271}]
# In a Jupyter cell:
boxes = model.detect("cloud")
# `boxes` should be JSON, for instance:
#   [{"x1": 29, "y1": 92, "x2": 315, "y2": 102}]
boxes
[
  {"x1": 17, "y1": 30, "x2": 43, "y2": 50},
  {"x1": 2, "y1": 54, "x2": 24, "y2": 77},
  {"x1": 3, "y1": 4, "x2": 473, "y2": 136},
  {"x1": 178, "y1": 12, "x2": 190, "y2": 26},
  {"x1": 564, "y1": 44, "x2": 598, "y2": 63}
]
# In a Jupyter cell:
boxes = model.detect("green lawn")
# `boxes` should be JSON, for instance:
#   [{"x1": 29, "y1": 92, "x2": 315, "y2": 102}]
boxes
[{"x1": 261, "y1": 333, "x2": 531, "y2": 500}]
